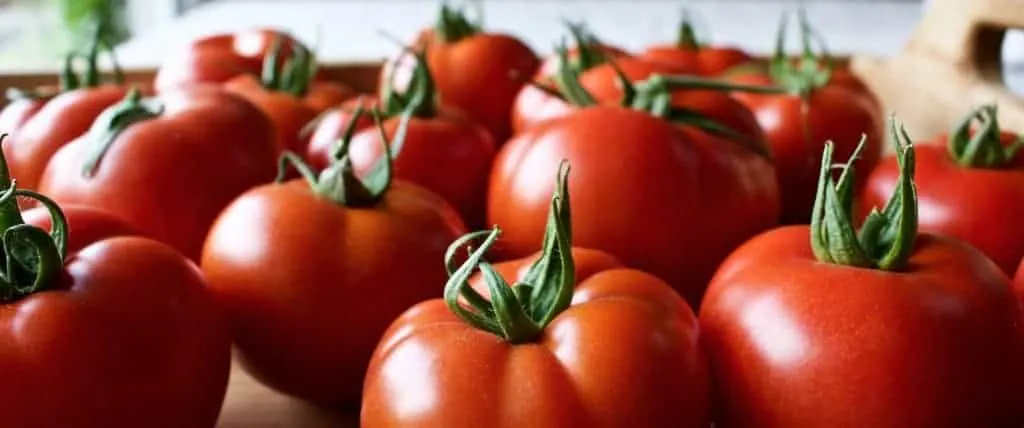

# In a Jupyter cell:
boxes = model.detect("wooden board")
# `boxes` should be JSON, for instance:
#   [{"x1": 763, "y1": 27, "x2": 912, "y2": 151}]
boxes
[{"x1": 218, "y1": 359, "x2": 358, "y2": 427}]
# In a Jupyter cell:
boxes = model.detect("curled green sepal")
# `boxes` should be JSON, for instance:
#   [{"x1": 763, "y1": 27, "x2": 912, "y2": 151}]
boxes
[
  {"x1": 810, "y1": 119, "x2": 918, "y2": 271},
  {"x1": 563, "y1": 21, "x2": 611, "y2": 71},
  {"x1": 947, "y1": 104, "x2": 1023, "y2": 168},
  {"x1": 81, "y1": 88, "x2": 164, "y2": 178},
  {"x1": 60, "y1": 22, "x2": 125, "y2": 92},
  {"x1": 380, "y1": 46, "x2": 437, "y2": 118},
  {"x1": 443, "y1": 160, "x2": 575, "y2": 344},
  {"x1": 435, "y1": 2, "x2": 482, "y2": 43},
  {"x1": 261, "y1": 35, "x2": 318, "y2": 97},
  {"x1": 675, "y1": 9, "x2": 703, "y2": 49},
  {"x1": 768, "y1": 8, "x2": 833, "y2": 95},
  {"x1": 0, "y1": 134, "x2": 70, "y2": 303},
  {"x1": 277, "y1": 101, "x2": 415, "y2": 207},
  {"x1": 552, "y1": 41, "x2": 598, "y2": 107}
]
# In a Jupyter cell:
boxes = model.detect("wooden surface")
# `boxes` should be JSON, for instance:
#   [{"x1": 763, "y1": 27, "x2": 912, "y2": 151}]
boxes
[
  {"x1": 218, "y1": 359, "x2": 358, "y2": 428},
  {"x1": 852, "y1": 0, "x2": 1024, "y2": 142}
]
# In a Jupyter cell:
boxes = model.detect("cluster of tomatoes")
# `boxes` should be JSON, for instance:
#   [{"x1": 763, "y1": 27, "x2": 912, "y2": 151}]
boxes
[{"x1": 0, "y1": 4, "x2": 1023, "y2": 427}]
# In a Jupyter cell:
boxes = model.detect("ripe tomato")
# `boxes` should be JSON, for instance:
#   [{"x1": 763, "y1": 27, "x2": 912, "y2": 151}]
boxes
[
  {"x1": 38, "y1": 86, "x2": 278, "y2": 262},
  {"x1": 383, "y1": 4, "x2": 539, "y2": 142},
  {"x1": 201, "y1": 111, "x2": 466, "y2": 407},
  {"x1": 22, "y1": 204, "x2": 141, "y2": 255},
  {"x1": 488, "y1": 105, "x2": 778, "y2": 308},
  {"x1": 0, "y1": 145, "x2": 230, "y2": 428},
  {"x1": 154, "y1": 28, "x2": 305, "y2": 92},
  {"x1": 342, "y1": 52, "x2": 495, "y2": 229},
  {"x1": 363, "y1": 165, "x2": 709, "y2": 427},
  {"x1": 700, "y1": 136, "x2": 1024, "y2": 427},
  {"x1": 862, "y1": 105, "x2": 1024, "y2": 275},
  {"x1": 0, "y1": 88, "x2": 55, "y2": 132},
  {"x1": 639, "y1": 12, "x2": 752, "y2": 75},
  {"x1": 305, "y1": 96, "x2": 377, "y2": 171},
  {"x1": 224, "y1": 40, "x2": 355, "y2": 155}
]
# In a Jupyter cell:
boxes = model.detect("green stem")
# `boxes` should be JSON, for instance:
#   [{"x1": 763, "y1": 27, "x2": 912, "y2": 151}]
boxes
[
  {"x1": 59, "y1": 21, "x2": 124, "y2": 92},
  {"x1": 81, "y1": 88, "x2": 164, "y2": 178},
  {"x1": 380, "y1": 47, "x2": 437, "y2": 118},
  {"x1": 810, "y1": 117, "x2": 918, "y2": 271},
  {"x1": 767, "y1": 8, "x2": 832, "y2": 94},
  {"x1": 260, "y1": 34, "x2": 317, "y2": 97},
  {"x1": 675, "y1": 8, "x2": 702, "y2": 49},
  {"x1": 947, "y1": 104, "x2": 1023, "y2": 168},
  {"x1": 0, "y1": 134, "x2": 70, "y2": 303},
  {"x1": 277, "y1": 102, "x2": 415, "y2": 207},
  {"x1": 443, "y1": 160, "x2": 575, "y2": 344},
  {"x1": 435, "y1": 3, "x2": 481, "y2": 43},
  {"x1": 564, "y1": 21, "x2": 609, "y2": 71}
]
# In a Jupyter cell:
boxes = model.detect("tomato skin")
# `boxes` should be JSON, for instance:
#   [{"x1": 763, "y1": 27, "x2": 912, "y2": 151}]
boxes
[
  {"x1": 155, "y1": 28, "x2": 302, "y2": 92},
  {"x1": 639, "y1": 45, "x2": 751, "y2": 76},
  {"x1": 700, "y1": 226, "x2": 1024, "y2": 427},
  {"x1": 223, "y1": 74, "x2": 354, "y2": 154},
  {"x1": 305, "y1": 97, "x2": 378, "y2": 170},
  {"x1": 200, "y1": 179, "x2": 466, "y2": 407},
  {"x1": 488, "y1": 106, "x2": 779, "y2": 307},
  {"x1": 38, "y1": 85, "x2": 278, "y2": 262},
  {"x1": 362, "y1": 248, "x2": 709, "y2": 427},
  {"x1": 0, "y1": 236, "x2": 231, "y2": 428},
  {"x1": 3, "y1": 86, "x2": 132, "y2": 190},
  {"x1": 386, "y1": 31, "x2": 540, "y2": 143},
  {"x1": 346, "y1": 112, "x2": 496, "y2": 229},
  {"x1": 22, "y1": 204, "x2": 141, "y2": 255},
  {"x1": 0, "y1": 95, "x2": 49, "y2": 133},
  {"x1": 861, "y1": 142, "x2": 1024, "y2": 275},
  {"x1": 729, "y1": 75, "x2": 882, "y2": 224}
]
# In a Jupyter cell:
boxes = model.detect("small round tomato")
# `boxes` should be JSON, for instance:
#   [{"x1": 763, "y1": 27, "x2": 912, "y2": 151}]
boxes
[
  {"x1": 488, "y1": 105, "x2": 778, "y2": 308},
  {"x1": 862, "y1": 105, "x2": 1024, "y2": 275},
  {"x1": 201, "y1": 113, "x2": 466, "y2": 408},
  {"x1": 38, "y1": 86, "x2": 278, "y2": 262},
  {"x1": 363, "y1": 164, "x2": 709, "y2": 427},
  {"x1": 154, "y1": 28, "x2": 305, "y2": 92},
  {"x1": 0, "y1": 143, "x2": 231, "y2": 428},
  {"x1": 383, "y1": 4, "x2": 539, "y2": 142},
  {"x1": 701, "y1": 136, "x2": 1024, "y2": 427},
  {"x1": 639, "y1": 13, "x2": 752, "y2": 76}
]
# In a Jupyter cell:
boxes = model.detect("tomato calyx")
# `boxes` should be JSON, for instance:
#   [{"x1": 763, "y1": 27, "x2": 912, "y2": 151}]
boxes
[
  {"x1": 811, "y1": 118, "x2": 918, "y2": 271},
  {"x1": 278, "y1": 100, "x2": 414, "y2": 207},
  {"x1": 434, "y1": 2, "x2": 482, "y2": 44},
  {"x1": 81, "y1": 88, "x2": 164, "y2": 178},
  {"x1": 444, "y1": 160, "x2": 575, "y2": 344},
  {"x1": 674, "y1": 9, "x2": 703, "y2": 50},
  {"x1": 947, "y1": 104, "x2": 1024, "y2": 168},
  {"x1": 563, "y1": 21, "x2": 614, "y2": 72},
  {"x1": 259, "y1": 35, "x2": 318, "y2": 97},
  {"x1": 768, "y1": 9, "x2": 833, "y2": 96},
  {"x1": 380, "y1": 47, "x2": 437, "y2": 118},
  {"x1": 60, "y1": 22, "x2": 125, "y2": 93},
  {"x1": 0, "y1": 134, "x2": 69, "y2": 303}
]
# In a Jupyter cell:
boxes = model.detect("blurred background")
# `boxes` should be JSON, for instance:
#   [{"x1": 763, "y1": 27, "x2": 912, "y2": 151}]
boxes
[{"x1": 0, "y1": 0, "x2": 1019, "y2": 90}]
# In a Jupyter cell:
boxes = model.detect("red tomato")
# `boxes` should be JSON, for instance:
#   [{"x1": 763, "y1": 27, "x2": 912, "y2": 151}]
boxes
[
  {"x1": 38, "y1": 86, "x2": 278, "y2": 262},
  {"x1": 201, "y1": 113, "x2": 466, "y2": 407},
  {"x1": 304, "y1": 97, "x2": 378, "y2": 171},
  {"x1": 363, "y1": 167, "x2": 709, "y2": 427},
  {"x1": 861, "y1": 105, "x2": 1024, "y2": 275},
  {"x1": 22, "y1": 204, "x2": 141, "y2": 255},
  {"x1": 488, "y1": 106, "x2": 778, "y2": 307},
  {"x1": 701, "y1": 137, "x2": 1024, "y2": 427},
  {"x1": 0, "y1": 89, "x2": 54, "y2": 133},
  {"x1": 154, "y1": 28, "x2": 303, "y2": 92},
  {"x1": 638, "y1": 14, "x2": 752, "y2": 75},
  {"x1": 383, "y1": 6, "x2": 539, "y2": 142},
  {"x1": 0, "y1": 151, "x2": 230, "y2": 427}
]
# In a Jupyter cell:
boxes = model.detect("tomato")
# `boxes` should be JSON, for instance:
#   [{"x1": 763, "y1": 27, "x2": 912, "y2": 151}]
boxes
[
  {"x1": 3, "y1": 38, "x2": 134, "y2": 191},
  {"x1": 341, "y1": 51, "x2": 495, "y2": 229},
  {"x1": 638, "y1": 13, "x2": 752, "y2": 76},
  {"x1": 384, "y1": 4, "x2": 539, "y2": 142},
  {"x1": 862, "y1": 105, "x2": 1024, "y2": 276},
  {"x1": 154, "y1": 28, "x2": 305, "y2": 92},
  {"x1": 305, "y1": 96, "x2": 377, "y2": 171},
  {"x1": 38, "y1": 86, "x2": 278, "y2": 262},
  {"x1": 488, "y1": 105, "x2": 778, "y2": 307},
  {"x1": 363, "y1": 165, "x2": 709, "y2": 427},
  {"x1": 201, "y1": 112, "x2": 466, "y2": 407},
  {"x1": 0, "y1": 143, "x2": 230, "y2": 428},
  {"x1": 700, "y1": 136, "x2": 1024, "y2": 427},
  {"x1": 22, "y1": 204, "x2": 141, "y2": 255},
  {"x1": 726, "y1": 13, "x2": 882, "y2": 224}
]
